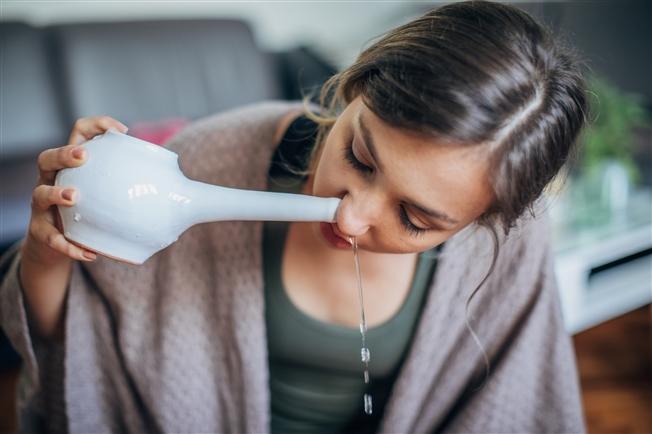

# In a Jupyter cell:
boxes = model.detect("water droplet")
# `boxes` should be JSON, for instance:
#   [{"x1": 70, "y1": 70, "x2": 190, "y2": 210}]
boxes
[
  {"x1": 364, "y1": 370, "x2": 369, "y2": 384},
  {"x1": 363, "y1": 394, "x2": 373, "y2": 415},
  {"x1": 359, "y1": 322, "x2": 366, "y2": 335},
  {"x1": 361, "y1": 347, "x2": 370, "y2": 363},
  {"x1": 73, "y1": 212, "x2": 81, "y2": 222}
]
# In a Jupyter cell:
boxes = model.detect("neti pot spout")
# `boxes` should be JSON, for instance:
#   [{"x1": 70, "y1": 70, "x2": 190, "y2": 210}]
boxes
[{"x1": 179, "y1": 180, "x2": 341, "y2": 227}]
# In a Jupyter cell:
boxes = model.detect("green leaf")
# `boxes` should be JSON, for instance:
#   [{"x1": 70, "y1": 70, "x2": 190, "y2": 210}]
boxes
[{"x1": 579, "y1": 74, "x2": 650, "y2": 185}]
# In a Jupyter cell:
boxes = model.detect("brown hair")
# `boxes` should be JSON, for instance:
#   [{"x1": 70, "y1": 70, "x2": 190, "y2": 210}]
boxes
[
  {"x1": 296, "y1": 0, "x2": 588, "y2": 239},
  {"x1": 291, "y1": 0, "x2": 589, "y2": 384}
]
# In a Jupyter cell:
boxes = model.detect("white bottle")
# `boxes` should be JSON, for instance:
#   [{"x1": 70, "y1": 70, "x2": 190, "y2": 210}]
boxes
[{"x1": 55, "y1": 129, "x2": 340, "y2": 264}]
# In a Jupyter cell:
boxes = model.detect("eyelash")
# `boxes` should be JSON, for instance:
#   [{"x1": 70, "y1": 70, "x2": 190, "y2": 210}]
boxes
[
  {"x1": 343, "y1": 142, "x2": 373, "y2": 174},
  {"x1": 343, "y1": 143, "x2": 428, "y2": 237}
]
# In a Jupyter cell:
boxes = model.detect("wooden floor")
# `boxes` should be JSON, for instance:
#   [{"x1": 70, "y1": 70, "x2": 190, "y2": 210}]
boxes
[
  {"x1": 1, "y1": 305, "x2": 651, "y2": 433},
  {"x1": 573, "y1": 304, "x2": 652, "y2": 433},
  {"x1": 0, "y1": 364, "x2": 19, "y2": 434}
]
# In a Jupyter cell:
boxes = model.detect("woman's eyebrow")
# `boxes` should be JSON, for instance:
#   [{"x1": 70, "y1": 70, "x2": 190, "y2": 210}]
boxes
[
  {"x1": 357, "y1": 111, "x2": 386, "y2": 172},
  {"x1": 356, "y1": 111, "x2": 460, "y2": 226}
]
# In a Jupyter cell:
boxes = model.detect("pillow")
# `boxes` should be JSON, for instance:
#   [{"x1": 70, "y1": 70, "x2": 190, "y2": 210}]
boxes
[{"x1": 128, "y1": 117, "x2": 190, "y2": 146}]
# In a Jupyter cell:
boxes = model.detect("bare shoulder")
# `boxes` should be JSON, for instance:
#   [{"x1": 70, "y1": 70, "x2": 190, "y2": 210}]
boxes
[{"x1": 273, "y1": 109, "x2": 305, "y2": 146}]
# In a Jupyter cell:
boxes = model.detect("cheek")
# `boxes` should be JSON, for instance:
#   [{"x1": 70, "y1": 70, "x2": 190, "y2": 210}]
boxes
[{"x1": 376, "y1": 231, "x2": 454, "y2": 255}]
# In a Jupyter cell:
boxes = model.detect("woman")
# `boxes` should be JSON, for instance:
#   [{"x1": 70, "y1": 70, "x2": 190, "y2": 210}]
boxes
[{"x1": 1, "y1": 1, "x2": 588, "y2": 432}]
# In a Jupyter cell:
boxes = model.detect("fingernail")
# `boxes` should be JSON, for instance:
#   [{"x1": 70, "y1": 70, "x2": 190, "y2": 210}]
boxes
[
  {"x1": 72, "y1": 147, "x2": 85, "y2": 160},
  {"x1": 62, "y1": 189, "x2": 76, "y2": 201},
  {"x1": 83, "y1": 251, "x2": 96, "y2": 260}
]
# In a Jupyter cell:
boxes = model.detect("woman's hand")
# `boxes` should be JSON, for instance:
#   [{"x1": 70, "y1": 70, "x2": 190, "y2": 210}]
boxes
[
  {"x1": 18, "y1": 116, "x2": 128, "y2": 338},
  {"x1": 21, "y1": 116, "x2": 129, "y2": 266}
]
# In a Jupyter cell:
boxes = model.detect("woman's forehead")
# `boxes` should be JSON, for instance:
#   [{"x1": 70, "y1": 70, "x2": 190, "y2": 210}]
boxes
[{"x1": 352, "y1": 99, "x2": 488, "y2": 173}]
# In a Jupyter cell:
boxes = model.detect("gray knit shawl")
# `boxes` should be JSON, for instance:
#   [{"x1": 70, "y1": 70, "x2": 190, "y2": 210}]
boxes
[{"x1": 0, "y1": 100, "x2": 585, "y2": 433}]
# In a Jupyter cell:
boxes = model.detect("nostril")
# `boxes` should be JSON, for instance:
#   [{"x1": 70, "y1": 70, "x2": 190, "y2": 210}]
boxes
[{"x1": 332, "y1": 223, "x2": 353, "y2": 242}]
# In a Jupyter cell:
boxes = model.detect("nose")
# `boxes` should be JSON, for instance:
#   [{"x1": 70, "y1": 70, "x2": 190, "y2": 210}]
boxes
[{"x1": 334, "y1": 192, "x2": 382, "y2": 238}]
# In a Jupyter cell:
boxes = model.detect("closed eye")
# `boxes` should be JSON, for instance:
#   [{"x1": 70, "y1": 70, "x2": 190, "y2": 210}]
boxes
[
  {"x1": 342, "y1": 142, "x2": 430, "y2": 237},
  {"x1": 343, "y1": 142, "x2": 373, "y2": 173}
]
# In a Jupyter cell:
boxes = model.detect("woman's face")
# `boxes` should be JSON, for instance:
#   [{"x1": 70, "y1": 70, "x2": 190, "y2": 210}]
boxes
[{"x1": 307, "y1": 95, "x2": 494, "y2": 254}]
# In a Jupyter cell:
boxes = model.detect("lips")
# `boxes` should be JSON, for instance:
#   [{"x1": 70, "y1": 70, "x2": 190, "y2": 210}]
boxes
[{"x1": 319, "y1": 222, "x2": 352, "y2": 249}]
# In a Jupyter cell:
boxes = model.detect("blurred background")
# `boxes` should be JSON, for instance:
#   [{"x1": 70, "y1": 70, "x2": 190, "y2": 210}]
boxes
[{"x1": 1, "y1": 0, "x2": 650, "y2": 432}]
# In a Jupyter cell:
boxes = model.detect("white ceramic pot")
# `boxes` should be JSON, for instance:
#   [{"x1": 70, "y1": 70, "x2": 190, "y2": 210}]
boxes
[{"x1": 55, "y1": 129, "x2": 340, "y2": 264}]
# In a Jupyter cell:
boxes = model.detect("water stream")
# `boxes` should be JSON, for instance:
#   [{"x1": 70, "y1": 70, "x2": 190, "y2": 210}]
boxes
[{"x1": 349, "y1": 235, "x2": 373, "y2": 415}]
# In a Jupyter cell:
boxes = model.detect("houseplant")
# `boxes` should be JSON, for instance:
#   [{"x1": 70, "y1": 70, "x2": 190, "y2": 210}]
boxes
[
  {"x1": 569, "y1": 74, "x2": 650, "y2": 225},
  {"x1": 579, "y1": 74, "x2": 649, "y2": 185}
]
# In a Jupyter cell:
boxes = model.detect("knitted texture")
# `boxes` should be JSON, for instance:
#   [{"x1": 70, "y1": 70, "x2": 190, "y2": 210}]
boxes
[{"x1": 0, "y1": 100, "x2": 585, "y2": 433}]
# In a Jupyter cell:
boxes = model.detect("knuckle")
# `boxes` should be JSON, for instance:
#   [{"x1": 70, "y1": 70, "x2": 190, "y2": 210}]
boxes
[
  {"x1": 57, "y1": 146, "x2": 69, "y2": 162},
  {"x1": 32, "y1": 185, "x2": 45, "y2": 207},
  {"x1": 63, "y1": 243, "x2": 75, "y2": 258},
  {"x1": 37, "y1": 149, "x2": 49, "y2": 167},
  {"x1": 28, "y1": 221, "x2": 39, "y2": 239},
  {"x1": 74, "y1": 247, "x2": 86, "y2": 261},
  {"x1": 46, "y1": 232, "x2": 59, "y2": 248},
  {"x1": 97, "y1": 116, "x2": 114, "y2": 129},
  {"x1": 48, "y1": 186, "x2": 60, "y2": 203}
]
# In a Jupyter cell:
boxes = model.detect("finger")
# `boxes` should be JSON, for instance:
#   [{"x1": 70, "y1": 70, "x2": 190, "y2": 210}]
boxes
[
  {"x1": 31, "y1": 184, "x2": 77, "y2": 212},
  {"x1": 68, "y1": 116, "x2": 128, "y2": 147},
  {"x1": 28, "y1": 219, "x2": 96, "y2": 261},
  {"x1": 37, "y1": 144, "x2": 87, "y2": 184},
  {"x1": 52, "y1": 202, "x2": 64, "y2": 231}
]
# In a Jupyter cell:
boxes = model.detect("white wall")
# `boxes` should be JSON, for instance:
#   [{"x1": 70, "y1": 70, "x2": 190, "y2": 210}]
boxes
[{"x1": 0, "y1": 0, "x2": 431, "y2": 70}]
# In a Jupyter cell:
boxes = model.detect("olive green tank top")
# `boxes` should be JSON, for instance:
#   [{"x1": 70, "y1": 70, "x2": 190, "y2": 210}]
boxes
[{"x1": 263, "y1": 175, "x2": 440, "y2": 434}]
